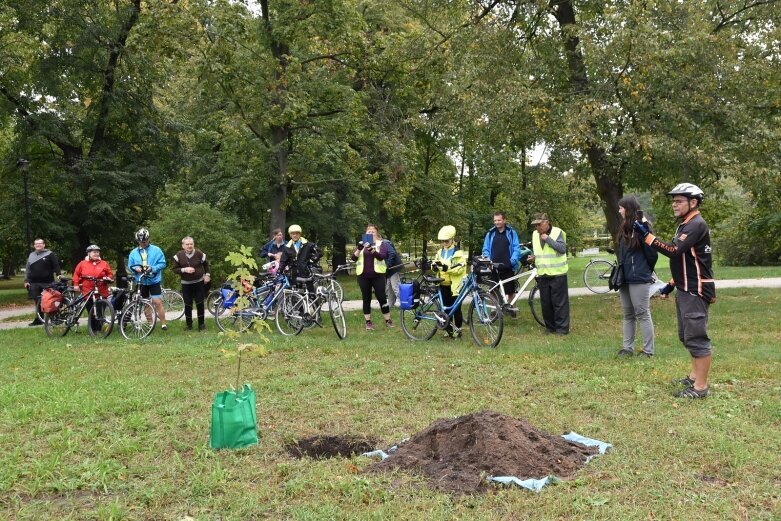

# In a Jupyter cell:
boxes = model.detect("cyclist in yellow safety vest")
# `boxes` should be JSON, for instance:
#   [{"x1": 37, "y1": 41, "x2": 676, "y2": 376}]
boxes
[
  {"x1": 432, "y1": 225, "x2": 468, "y2": 338},
  {"x1": 352, "y1": 224, "x2": 393, "y2": 330},
  {"x1": 529, "y1": 213, "x2": 570, "y2": 335}
]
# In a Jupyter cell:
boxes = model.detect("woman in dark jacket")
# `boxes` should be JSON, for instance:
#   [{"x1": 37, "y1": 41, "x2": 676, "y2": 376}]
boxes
[{"x1": 616, "y1": 196, "x2": 659, "y2": 357}]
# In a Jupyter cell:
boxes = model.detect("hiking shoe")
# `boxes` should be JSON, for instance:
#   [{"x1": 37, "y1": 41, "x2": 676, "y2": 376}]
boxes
[
  {"x1": 385, "y1": 319, "x2": 394, "y2": 328},
  {"x1": 365, "y1": 320, "x2": 374, "y2": 331},
  {"x1": 617, "y1": 349, "x2": 634, "y2": 357},
  {"x1": 28, "y1": 320, "x2": 43, "y2": 327},
  {"x1": 674, "y1": 386, "x2": 710, "y2": 399},
  {"x1": 161, "y1": 324, "x2": 168, "y2": 331},
  {"x1": 184, "y1": 324, "x2": 193, "y2": 331},
  {"x1": 636, "y1": 351, "x2": 654, "y2": 358},
  {"x1": 198, "y1": 323, "x2": 206, "y2": 332},
  {"x1": 673, "y1": 376, "x2": 695, "y2": 387}
]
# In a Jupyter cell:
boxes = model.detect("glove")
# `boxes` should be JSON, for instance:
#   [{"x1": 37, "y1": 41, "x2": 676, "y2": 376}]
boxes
[
  {"x1": 357, "y1": 241, "x2": 366, "y2": 249},
  {"x1": 633, "y1": 220, "x2": 651, "y2": 238},
  {"x1": 659, "y1": 283, "x2": 674, "y2": 296},
  {"x1": 439, "y1": 263, "x2": 448, "y2": 272},
  {"x1": 431, "y1": 261, "x2": 441, "y2": 272}
]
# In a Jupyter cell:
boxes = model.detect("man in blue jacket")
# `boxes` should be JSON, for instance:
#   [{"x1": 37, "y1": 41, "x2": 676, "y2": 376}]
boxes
[
  {"x1": 128, "y1": 228, "x2": 168, "y2": 331},
  {"x1": 482, "y1": 212, "x2": 524, "y2": 316}
]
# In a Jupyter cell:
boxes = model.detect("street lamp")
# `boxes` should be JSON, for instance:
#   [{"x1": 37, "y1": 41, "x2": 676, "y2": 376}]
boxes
[{"x1": 16, "y1": 159, "x2": 31, "y2": 253}]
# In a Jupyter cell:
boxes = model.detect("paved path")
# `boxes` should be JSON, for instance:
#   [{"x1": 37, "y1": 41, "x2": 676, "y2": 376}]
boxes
[{"x1": 3, "y1": 277, "x2": 780, "y2": 331}]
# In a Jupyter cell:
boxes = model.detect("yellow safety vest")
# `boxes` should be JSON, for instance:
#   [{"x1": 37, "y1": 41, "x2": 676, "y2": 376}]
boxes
[
  {"x1": 434, "y1": 246, "x2": 467, "y2": 289},
  {"x1": 532, "y1": 227, "x2": 568, "y2": 276},
  {"x1": 356, "y1": 240, "x2": 388, "y2": 276}
]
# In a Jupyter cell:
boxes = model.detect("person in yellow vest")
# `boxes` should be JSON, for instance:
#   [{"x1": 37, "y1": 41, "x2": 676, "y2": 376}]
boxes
[
  {"x1": 351, "y1": 224, "x2": 393, "y2": 330},
  {"x1": 528, "y1": 213, "x2": 570, "y2": 335},
  {"x1": 432, "y1": 225, "x2": 468, "y2": 338}
]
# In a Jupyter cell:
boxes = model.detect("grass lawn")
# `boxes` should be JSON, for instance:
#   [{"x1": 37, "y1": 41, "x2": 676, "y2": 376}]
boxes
[{"x1": 1, "y1": 287, "x2": 779, "y2": 520}]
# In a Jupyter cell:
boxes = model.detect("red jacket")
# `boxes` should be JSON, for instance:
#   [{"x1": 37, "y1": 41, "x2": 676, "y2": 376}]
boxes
[{"x1": 73, "y1": 259, "x2": 114, "y2": 297}]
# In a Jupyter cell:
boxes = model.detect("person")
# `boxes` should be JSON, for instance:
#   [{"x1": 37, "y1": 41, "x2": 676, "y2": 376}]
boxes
[
  {"x1": 351, "y1": 224, "x2": 393, "y2": 330},
  {"x1": 481, "y1": 211, "x2": 524, "y2": 316},
  {"x1": 259, "y1": 228, "x2": 285, "y2": 263},
  {"x1": 431, "y1": 225, "x2": 467, "y2": 338},
  {"x1": 128, "y1": 228, "x2": 169, "y2": 331},
  {"x1": 634, "y1": 183, "x2": 715, "y2": 399},
  {"x1": 23, "y1": 238, "x2": 61, "y2": 326},
  {"x1": 172, "y1": 236, "x2": 211, "y2": 331},
  {"x1": 528, "y1": 213, "x2": 569, "y2": 335},
  {"x1": 615, "y1": 196, "x2": 658, "y2": 358},
  {"x1": 278, "y1": 224, "x2": 321, "y2": 294},
  {"x1": 381, "y1": 232, "x2": 403, "y2": 309},
  {"x1": 72, "y1": 244, "x2": 114, "y2": 332}
]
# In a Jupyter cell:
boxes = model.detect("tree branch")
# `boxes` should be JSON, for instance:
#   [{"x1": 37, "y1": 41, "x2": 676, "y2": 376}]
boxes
[{"x1": 712, "y1": 0, "x2": 778, "y2": 33}]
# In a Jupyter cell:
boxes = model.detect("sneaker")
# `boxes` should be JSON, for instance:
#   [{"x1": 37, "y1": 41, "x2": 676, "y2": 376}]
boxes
[
  {"x1": 672, "y1": 376, "x2": 695, "y2": 386},
  {"x1": 161, "y1": 324, "x2": 168, "y2": 331},
  {"x1": 365, "y1": 320, "x2": 374, "y2": 331},
  {"x1": 184, "y1": 324, "x2": 193, "y2": 331},
  {"x1": 674, "y1": 386, "x2": 710, "y2": 399},
  {"x1": 198, "y1": 323, "x2": 206, "y2": 332},
  {"x1": 385, "y1": 319, "x2": 394, "y2": 328},
  {"x1": 636, "y1": 351, "x2": 653, "y2": 358},
  {"x1": 617, "y1": 349, "x2": 634, "y2": 357},
  {"x1": 28, "y1": 320, "x2": 44, "y2": 327}
]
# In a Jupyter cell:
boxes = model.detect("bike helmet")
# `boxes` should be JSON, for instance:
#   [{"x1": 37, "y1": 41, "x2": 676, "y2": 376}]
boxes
[
  {"x1": 135, "y1": 228, "x2": 150, "y2": 242},
  {"x1": 288, "y1": 224, "x2": 302, "y2": 234},
  {"x1": 437, "y1": 225, "x2": 456, "y2": 241},
  {"x1": 86, "y1": 244, "x2": 101, "y2": 253},
  {"x1": 667, "y1": 183, "x2": 704, "y2": 203}
]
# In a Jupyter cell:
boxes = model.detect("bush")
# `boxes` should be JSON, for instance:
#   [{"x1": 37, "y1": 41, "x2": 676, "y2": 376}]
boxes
[{"x1": 714, "y1": 209, "x2": 781, "y2": 266}]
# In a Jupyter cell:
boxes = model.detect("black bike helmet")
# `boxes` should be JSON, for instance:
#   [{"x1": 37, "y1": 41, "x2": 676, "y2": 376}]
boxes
[
  {"x1": 667, "y1": 183, "x2": 704, "y2": 203},
  {"x1": 135, "y1": 228, "x2": 150, "y2": 243}
]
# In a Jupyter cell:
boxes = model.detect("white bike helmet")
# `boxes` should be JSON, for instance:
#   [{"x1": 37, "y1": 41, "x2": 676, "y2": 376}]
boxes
[
  {"x1": 288, "y1": 224, "x2": 302, "y2": 234},
  {"x1": 135, "y1": 228, "x2": 150, "y2": 243},
  {"x1": 437, "y1": 225, "x2": 456, "y2": 241},
  {"x1": 667, "y1": 183, "x2": 704, "y2": 203},
  {"x1": 86, "y1": 244, "x2": 101, "y2": 253}
]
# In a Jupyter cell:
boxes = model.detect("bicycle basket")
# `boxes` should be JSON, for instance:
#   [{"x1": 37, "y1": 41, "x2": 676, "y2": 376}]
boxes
[{"x1": 471, "y1": 256, "x2": 493, "y2": 277}]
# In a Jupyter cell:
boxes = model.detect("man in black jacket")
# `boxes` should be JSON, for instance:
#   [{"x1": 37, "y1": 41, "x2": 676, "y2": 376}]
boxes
[
  {"x1": 24, "y1": 238, "x2": 61, "y2": 326},
  {"x1": 172, "y1": 236, "x2": 211, "y2": 331}
]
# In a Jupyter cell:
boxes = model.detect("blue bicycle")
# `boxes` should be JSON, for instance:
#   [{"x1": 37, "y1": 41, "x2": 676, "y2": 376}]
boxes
[
  {"x1": 400, "y1": 259, "x2": 504, "y2": 348},
  {"x1": 214, "y1": 273, "x2": 296, "y2": 335}
]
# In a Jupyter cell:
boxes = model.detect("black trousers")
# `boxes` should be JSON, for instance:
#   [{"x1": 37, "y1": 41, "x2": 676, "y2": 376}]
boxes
[
  {"x1": 440, "y1": 284, "x2": 463, "y2": 330},
  {"x1": 357, "y1": 276, "x2": 389, "y2": 315},
  {"x1": 537, "y1": 274, "x2": 570, "y2": 333},
  {"x1": 182, "y1": 282, "x2": 206, "y2": 325}
]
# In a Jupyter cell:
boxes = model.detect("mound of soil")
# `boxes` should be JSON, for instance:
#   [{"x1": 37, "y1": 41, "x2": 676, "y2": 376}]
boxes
[
  {"x1": 287, "y1": 434, "x2": 379, "y2": 459},
  {"x1": 369, "y1": 410, "x2": 598, "y2": 494}
]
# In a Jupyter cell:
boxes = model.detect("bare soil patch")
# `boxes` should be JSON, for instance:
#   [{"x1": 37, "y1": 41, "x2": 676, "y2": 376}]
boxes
[{"x1": 287, "y1": 434, "x2": 379, "y2": 459}]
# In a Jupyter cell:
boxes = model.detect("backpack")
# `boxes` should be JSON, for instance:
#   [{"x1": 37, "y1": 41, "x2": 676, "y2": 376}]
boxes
[{"x1": 41, "y1": 288, "x2": 64, "y2": 314}]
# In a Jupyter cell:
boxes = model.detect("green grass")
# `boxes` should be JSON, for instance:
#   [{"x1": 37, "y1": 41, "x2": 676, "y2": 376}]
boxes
[{"x1": 1, "y1": 288, "x2": 779, "y2": 519}]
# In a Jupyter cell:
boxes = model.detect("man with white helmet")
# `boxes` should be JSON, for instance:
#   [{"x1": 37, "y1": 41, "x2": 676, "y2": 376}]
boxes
[
  {"x1": 634, "y1": 183, "x2": 715, "y2": 399},
  {"x1": 128, "y1": 228, "x2": 169, "y2": 331},
  {"x1": 432, "y1": 225, "x2": 467, "y2": 338}
]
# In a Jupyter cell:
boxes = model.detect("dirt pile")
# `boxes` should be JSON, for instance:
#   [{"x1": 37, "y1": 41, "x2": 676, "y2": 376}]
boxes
[
  {"x1": 370, "y1": 410, "x2": 598, "y2": 494},
  {"x1": 287, "y1": 434, "x2": 379, "y2": 459}
]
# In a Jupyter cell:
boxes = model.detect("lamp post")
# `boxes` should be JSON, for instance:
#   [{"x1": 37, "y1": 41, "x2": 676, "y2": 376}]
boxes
[{"x1": 16, "y1": 159, "x2": 31, "y2": 253}]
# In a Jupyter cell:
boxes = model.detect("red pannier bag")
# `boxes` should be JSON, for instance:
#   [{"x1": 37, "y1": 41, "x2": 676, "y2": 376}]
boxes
[{"x1": 40, "y1": 288, "x2": 64, "y2": 314}]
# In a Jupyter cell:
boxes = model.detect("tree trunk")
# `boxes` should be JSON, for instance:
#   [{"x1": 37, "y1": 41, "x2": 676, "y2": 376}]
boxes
[
  {"x1": 331, "y1": 233, "x2": 347, "y2": 271},
  {"x1": 553, "y1": 0, "x2": 624, "y2": 241}
]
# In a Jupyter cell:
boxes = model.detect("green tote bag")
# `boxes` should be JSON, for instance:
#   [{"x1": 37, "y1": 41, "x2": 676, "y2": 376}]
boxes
[{"x1": 210, "y1": 384, "x2": 259, "y2": 450}]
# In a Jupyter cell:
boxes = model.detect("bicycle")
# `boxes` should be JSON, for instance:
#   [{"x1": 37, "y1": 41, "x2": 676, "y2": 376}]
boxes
[
  {"x1": 213, "y1": 273, "x2": 293, "y2": 334},
  {"x1": 118, "y1": 269, "x2": 159, "y2": 339},
  {"x1": 44, "y1": 276, "x2": 115, "y2": 338},
  {"x1": 400, "y1": 260, "x2": 504, "y2": 348},
  {"x1": 583, "y1": 249, "x2": 615, "y2": 294},
  {"x1": 161, "y1": 288, "x2": 185, "y2": 320},
  {"x1": 279, "y1": 263, "x2": 351, "y2": 339},
  {"x1": 474, "y1": 256, "x2": 545, "y2": 327}
]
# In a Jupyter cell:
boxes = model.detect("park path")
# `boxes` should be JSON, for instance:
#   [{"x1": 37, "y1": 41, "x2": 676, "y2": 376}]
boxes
[{"x1": 2, "y1": 277, "x2": 780, "y2": 331}]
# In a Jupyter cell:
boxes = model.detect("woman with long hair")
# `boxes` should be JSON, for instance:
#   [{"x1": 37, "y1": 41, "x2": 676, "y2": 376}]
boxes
[{"x1": 616, "y1": 196, "x2": 658, "y2": 357}]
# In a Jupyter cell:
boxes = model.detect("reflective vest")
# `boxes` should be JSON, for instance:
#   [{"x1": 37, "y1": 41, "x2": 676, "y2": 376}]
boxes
[
  {"x1": 434, "y1": 246, "x2": 467, "y2": 289},
  {"x1": 533, "y1": 227, "x2": 568, "y2": 276},
  {"x1": 356, "y1": 240, "x2": 387, "y2": 276}
]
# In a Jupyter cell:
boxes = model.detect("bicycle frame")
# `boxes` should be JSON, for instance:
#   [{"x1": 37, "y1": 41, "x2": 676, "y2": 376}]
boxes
[{"x1": 484, "y1": 265, "x2": 538, "y2": 308}]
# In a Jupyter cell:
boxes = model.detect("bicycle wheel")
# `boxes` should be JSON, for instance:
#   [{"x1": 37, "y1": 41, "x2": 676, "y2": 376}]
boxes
[
  {"x1": 206, "y1": 289, "x2": 221, "y2": 316},
  {"x1": 120, "y1": 300, "x2": 157, "y2": 339},
  {"x1": 89, "y1": 299, "x2": 115, "y2": 338},
  {"x1": 275, "y1": 291, "x2": 305, "y2": 336},
  {"x1": 528, "y1": 285, "x2": 545, "y2": 327},
  {"x1": 468, "y1": 291, "x2": 504, "y2": 348},
  {"x1": 316, "y1": 277, "x2": 344, "y2": 303},
  {"x1": 215, "y1": 300, "x2": 256, "y2": 333},
  {"x1": 583, "y1": 259, "x2": 613, "y2": 294},
  {"x1": 162, "y1": 289, "x2": 185, "y2": 320},
  {"x1": 327, "y1": 291, "x2": 347, "y2": 339},
  {"x1": 44, "y1": 308, "x2": 71, "y2": 337},
  {"x1": 400, "y1": 295, "x2": 441, "y2": 341}
]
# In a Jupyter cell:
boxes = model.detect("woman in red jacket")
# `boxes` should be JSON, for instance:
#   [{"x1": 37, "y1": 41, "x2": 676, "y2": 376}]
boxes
[{"x1": 73, "y1": 244, "x2": 114, "y2": 332}]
